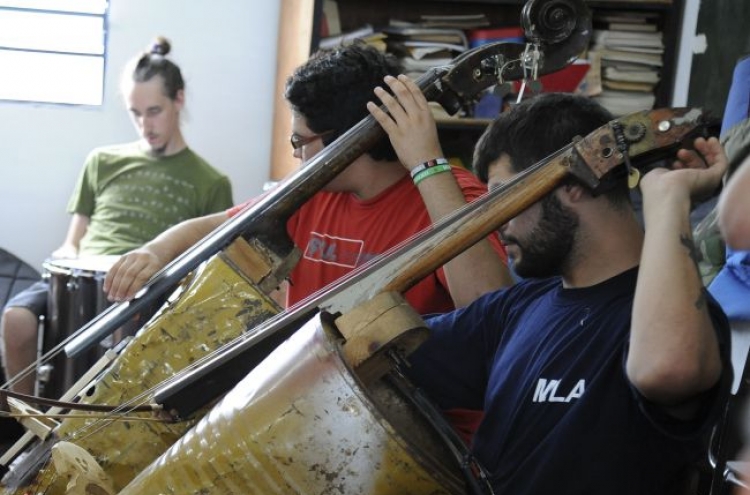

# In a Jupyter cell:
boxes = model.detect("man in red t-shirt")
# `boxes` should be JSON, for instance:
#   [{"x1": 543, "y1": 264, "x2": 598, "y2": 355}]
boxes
[
  {"x1": 226, "y1": 162, "x2": 502, "y2": 314},
  {"x1": 105, "y1": 44, "x2": 511, "y2": 315}
]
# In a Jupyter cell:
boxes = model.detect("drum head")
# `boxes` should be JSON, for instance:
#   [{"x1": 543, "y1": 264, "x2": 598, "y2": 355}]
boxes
[{"x1": 43, "y1": 255, "x2": 120, "y2": 275}]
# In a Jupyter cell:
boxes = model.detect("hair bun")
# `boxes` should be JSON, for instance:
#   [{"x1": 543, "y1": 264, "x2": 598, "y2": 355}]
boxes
[{"x1": 150, "y1": 36, "x2": 171, "y2": 56}]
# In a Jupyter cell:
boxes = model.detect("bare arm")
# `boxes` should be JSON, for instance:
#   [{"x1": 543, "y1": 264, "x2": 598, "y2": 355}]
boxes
[
  {"x1": 628, "y1": 137, "x2": 728, "y2": 410},
  {"x1": 103, "y1": 211, "x2": 228, "y2": 301},
  {"x1": 367, "y1": 74, "x2": 512, "y2": 307},
  {"x1": 51, "y1": 213, "x2": 90, "y2": 259},
  {"x1": 718, "y1": 154, "x2": 750, "y2": 249}
]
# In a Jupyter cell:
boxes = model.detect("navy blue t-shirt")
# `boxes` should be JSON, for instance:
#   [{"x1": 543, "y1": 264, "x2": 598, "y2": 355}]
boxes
[{"x1": 407, "y1": 267, "x2": 731, "y2": 495}]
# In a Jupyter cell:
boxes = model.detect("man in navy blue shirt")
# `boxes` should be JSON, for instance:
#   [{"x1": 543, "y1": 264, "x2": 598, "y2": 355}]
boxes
[{"x1": 406, "y1": 93, "x2": 732, "y2": 494}]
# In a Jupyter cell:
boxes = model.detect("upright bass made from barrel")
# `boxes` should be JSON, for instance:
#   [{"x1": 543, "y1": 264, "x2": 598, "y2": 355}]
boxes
[{"x1": 0, "y1": 1, "x2": 594, "y2": 493}]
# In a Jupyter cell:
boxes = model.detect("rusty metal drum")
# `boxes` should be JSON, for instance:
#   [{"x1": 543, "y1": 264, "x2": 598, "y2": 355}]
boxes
[
  {"x1": 1, "y1": 251, "x2": 282, "y2": 495},
  {"x1": 117, "y1": 313, "x2": 466, "y2": 495}
]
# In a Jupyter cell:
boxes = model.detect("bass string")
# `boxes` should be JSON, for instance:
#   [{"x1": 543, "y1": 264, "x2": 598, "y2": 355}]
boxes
[
  {"x1": 3, "y1": 411, "x2": 165, "y2": 422},
  {"x1": 6, "y1": 290, "x2": 285, "y2": 442},
  {"x1": 0, "y1": 337, "x2": 70, "y2": 392},
  {"x1": 51, "y1": 310, "x2": 290, "y2": 440}
]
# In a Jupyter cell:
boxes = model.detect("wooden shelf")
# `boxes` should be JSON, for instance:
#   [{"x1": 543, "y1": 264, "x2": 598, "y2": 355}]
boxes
[
  {"x1": 586, "y1": 0, "x2": 683, "y2": 108},
  {"x1": 316, "y1": 0, "x2": 683, "y2": 108},
  {"x1": 272, "y1": 0, "x2": 684, "y2": 178}
]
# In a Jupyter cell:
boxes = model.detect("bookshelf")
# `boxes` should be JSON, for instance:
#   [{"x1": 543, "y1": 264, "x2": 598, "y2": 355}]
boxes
[
  {"x1": 270, "y1": 0, "x2": 684, "y2": 178},
  {"x1": 587, "y1": 0, "x2": 683, "y2": 111}
]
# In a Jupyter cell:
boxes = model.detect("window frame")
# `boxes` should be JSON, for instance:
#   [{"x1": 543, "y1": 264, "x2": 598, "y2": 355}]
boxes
[{"x1": 0, "y1": 1, "x2": 109, "y2": 106}]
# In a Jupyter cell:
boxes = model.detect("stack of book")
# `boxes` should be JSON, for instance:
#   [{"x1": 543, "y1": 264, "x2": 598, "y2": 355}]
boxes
[
  {"x1": 468, "y1": 26, "x2": 525, "y2": 48},
  {"x1": 589, "y1": 11, "x2": 664, "y2": 116},
  {"x1": 319, "y1": 24, "x2": 388, "y2": 52},
  {"x1": 319, "y1": 1, "x2": 490, "y2": 78},
  {"x1": 382, "y1": 21, "x2": 469, "y2": 78},
  {"x1": 419, "y1": 13, "x2": 489, "y2": 30},
  {"x1": 318, "y1": 17, "x2": 473, "y2": 76},
  {"x1": 318, "y1": 0, "x2": 387, "y2": 51}
]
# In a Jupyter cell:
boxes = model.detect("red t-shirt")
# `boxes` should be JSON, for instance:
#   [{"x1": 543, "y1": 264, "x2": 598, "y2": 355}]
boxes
[{"x1": 228, "y1": 167, "x2": 505, "y2": 314}]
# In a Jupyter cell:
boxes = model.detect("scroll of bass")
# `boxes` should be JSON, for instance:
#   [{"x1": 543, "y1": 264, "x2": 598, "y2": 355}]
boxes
[
  {"x1": 0, "y1": 0, "x2": 593, "y2": 493},
  {"x1": 111, "y1": 108, "x2": 711, "y2": 495}
]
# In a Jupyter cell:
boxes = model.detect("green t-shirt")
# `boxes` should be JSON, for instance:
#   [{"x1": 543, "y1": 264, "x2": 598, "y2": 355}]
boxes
[{"x1": 68, "y1": 142, "x2": 233, "y2": 255}]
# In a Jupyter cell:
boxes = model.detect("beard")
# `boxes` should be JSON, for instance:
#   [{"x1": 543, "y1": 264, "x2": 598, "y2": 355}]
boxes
[
  {"x1": 506, "y1": 193, "x2": 579, "y2": 279},
  {"x1": 148, "y1": 142, "x2": 167, "y2": 156}
]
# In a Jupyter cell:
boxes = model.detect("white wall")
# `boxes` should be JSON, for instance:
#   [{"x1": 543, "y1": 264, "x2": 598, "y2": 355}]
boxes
[
  {"x1": 672, "y1": 0, "x2": 700, "y2": 106},
  {"x1": 0, "y1": 0, "x2": 281, "y2": 270}
]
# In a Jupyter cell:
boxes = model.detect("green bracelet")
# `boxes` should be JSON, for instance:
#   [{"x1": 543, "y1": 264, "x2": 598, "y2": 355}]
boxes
[
  {"x1": 410, "y1": 157, "x2": 450, "y2": 180},
  {"x1": 413, "y1": 163, "x2": 452, "y2": 185}
]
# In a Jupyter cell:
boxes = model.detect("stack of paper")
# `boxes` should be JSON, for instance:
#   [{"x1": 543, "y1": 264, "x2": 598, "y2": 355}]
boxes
[
  {"x1": 383, "y1": 22, "x2": 468, "y2": 78},
  {"x1": 589, "y1": 10, "x2": 664, "y2": 115}
]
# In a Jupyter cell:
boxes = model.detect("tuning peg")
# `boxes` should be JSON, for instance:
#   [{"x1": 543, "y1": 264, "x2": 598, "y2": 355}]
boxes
[{"x1": 627, "y1": 168, "x2": 641, "y2": 189}]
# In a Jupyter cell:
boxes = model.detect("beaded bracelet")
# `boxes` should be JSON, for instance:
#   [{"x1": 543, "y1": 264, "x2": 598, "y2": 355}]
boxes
[
  {"x1": 409, "y1": 157, "x2": 450, "y2": 180},
  {"x1": 413, "y1": 163, "x2": 452, "y2": 185}
]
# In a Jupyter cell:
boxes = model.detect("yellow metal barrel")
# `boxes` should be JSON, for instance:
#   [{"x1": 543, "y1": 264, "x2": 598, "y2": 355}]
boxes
[
  {"x1": 2, "y1": 250, "x2": 280, "y2": 495},
  {"x1": 117, "y1": 313, "x2": 465, "y2": 495}
]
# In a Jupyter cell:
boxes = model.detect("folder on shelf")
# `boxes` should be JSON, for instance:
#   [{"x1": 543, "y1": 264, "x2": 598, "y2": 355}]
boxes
[
  {"x1": 604, "y1": 66, "x2": 661, "y2": 84},
  {"x1": 319, "y1": 25, "x2": 388, "y2": 51},
  {"x1": 382, "y1": 23, "x2": 468, "y2": 47},
  {"x1": 419, "y1": 13, "x2": 490, "y2": 29},
  {"x1": 468, "y1": 26, "x2": 525, "y2": 47},
  {"x1": 599, "y1": 49, "x2": 663, "y2": 67},
  {"x1": 593, "y1": 29, "x2": 664, "y2": 49},
  {"x1": 603, "y1": 79, "x2": 657, "y2": 92},
  {"x1": 593, "y1": 89, "x2": 656, "y2": 117}
]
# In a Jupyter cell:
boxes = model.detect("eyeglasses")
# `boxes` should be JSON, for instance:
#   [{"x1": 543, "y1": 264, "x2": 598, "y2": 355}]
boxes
[{"x1": 290, "y1": 130, "x2": 333, "y2": 150}]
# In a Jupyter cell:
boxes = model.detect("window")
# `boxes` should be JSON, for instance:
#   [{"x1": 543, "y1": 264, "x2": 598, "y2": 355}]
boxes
[{"x1": 0, "y1": 0, "x2": 108, "y2": 105}]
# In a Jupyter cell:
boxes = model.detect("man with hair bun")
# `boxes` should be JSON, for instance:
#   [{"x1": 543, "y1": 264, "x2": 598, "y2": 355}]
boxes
[{"x1": 0, "y1": 37, "x2": 233, "y2": 420}]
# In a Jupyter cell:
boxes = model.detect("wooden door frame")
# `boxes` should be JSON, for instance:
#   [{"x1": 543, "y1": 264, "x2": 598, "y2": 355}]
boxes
[{"x1": 269, "y1": 0, "x2": 319, "y2": 181}]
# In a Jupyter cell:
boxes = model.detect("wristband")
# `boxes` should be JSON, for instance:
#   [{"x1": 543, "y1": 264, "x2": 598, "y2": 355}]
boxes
[
  {"x1": 409, "y1": 157, "x2": 450, "y2": 180},
  {"x1": 413, "y1": 163, "x2": 452, "y2": 185}
]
